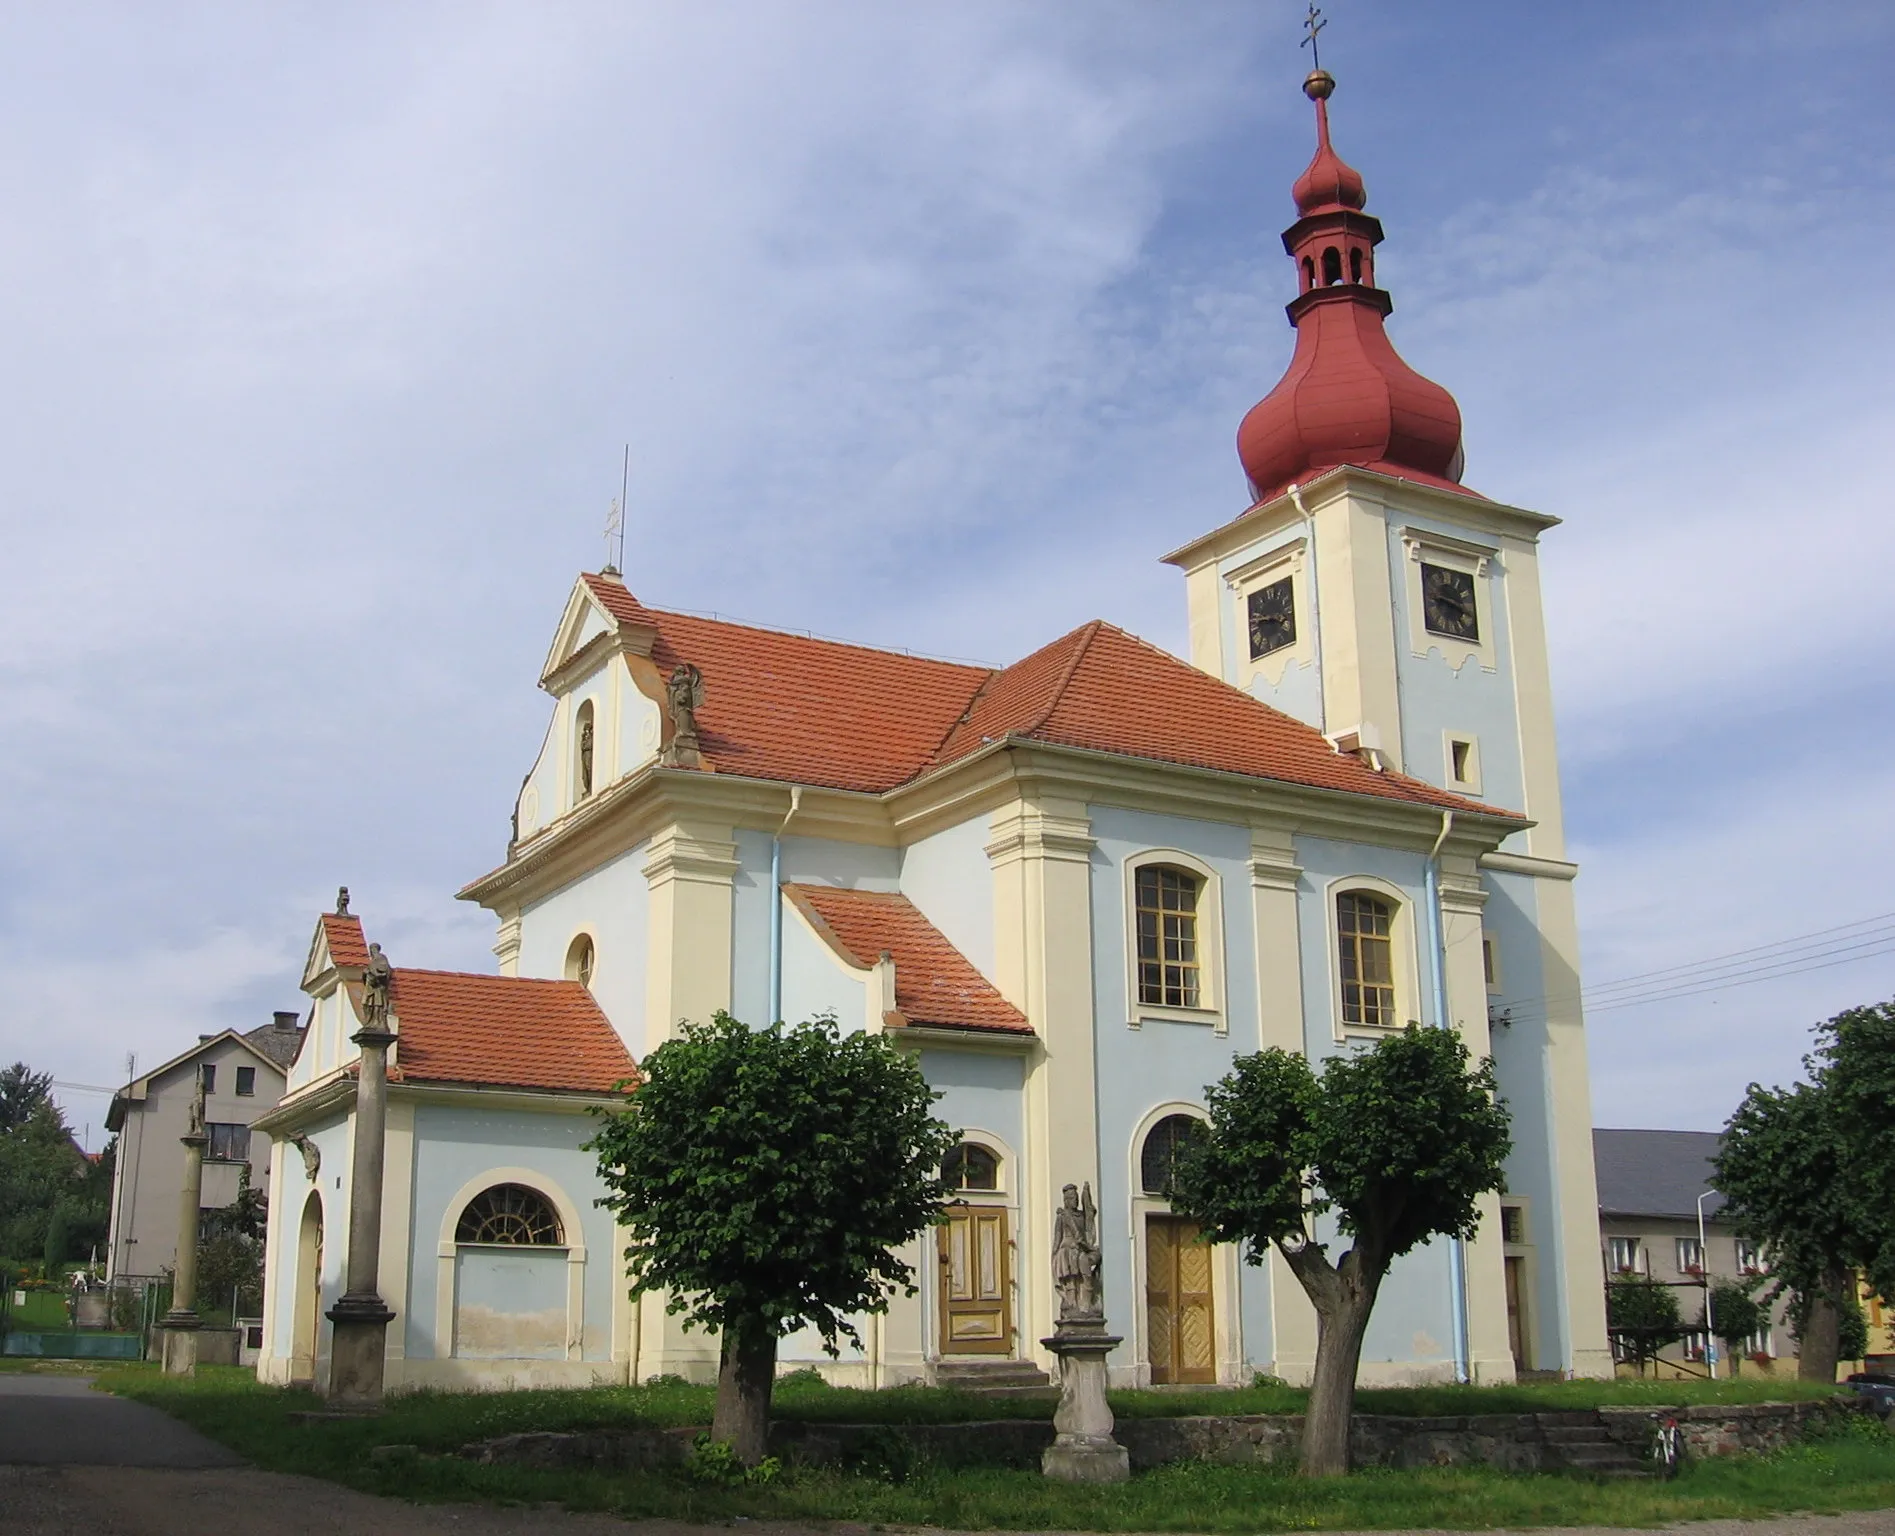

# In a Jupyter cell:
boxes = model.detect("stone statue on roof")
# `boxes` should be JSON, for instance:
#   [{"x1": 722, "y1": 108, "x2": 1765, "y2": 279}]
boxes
[
  {"x1": 360, "y1": 941, "x2": 394, "y2": 1032},
  {"x1": 335, "y1": 886, "x2": 350, "y2": 915},
  {"x1": 661, "y1": 663, "x2": 705, "y2": 767}
]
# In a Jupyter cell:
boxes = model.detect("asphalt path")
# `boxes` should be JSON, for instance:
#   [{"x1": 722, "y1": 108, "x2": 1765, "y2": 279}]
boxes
[{"x1": 1, "y1": 1372, "x2": 1891, "y2": 1535}]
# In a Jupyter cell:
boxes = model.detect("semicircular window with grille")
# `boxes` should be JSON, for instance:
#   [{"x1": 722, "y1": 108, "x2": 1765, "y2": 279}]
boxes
[{"x1": 455, "y1": 1183, "x2": 564, "y2": 1246}]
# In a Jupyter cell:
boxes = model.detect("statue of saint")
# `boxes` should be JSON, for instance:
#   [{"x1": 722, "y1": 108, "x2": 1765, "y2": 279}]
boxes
[
  {"x1": 361, "y1": 941, "x2": 394, "y2": 1031},
  {"x1": 289, "y1": 1133, "x2": 321, "y2": 1180},
  {"x1": 1052, "y1": 1181, "x2": 1103, "y2": 1322},
  {"x1": 666, "y1": 663, "x2": 704, "y2": 748},
  {"x1": 187, "y1": 1074, "x2": 206, "y2": 1138},
  {"x1": 578, "y1": 716, "x2": 595, "y2": 796},
  {"x1": 334, "y1": 886, "x2": 350, "y2": 915}
]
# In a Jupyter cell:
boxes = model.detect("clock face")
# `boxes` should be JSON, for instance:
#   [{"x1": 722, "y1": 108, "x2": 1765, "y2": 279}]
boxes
[
  {"x1": 1421, "y1": 563, "x2": 1479, "y2": 641},
  {"x1": 1247, "y1": 576, "x2": 1296, "y2": 659}
]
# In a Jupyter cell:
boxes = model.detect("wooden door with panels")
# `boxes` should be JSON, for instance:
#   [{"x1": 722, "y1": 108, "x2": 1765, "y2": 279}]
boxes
[
  {"x1": 1146, "y1": 1213, "x2": 1215, "y2": 1384},
  {"x1": 938, "y1": 1202, "x2": 1012, "y2": 1354}
]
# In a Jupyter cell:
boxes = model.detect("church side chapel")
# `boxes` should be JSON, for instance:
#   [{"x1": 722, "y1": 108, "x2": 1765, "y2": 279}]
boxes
[{"x1": 255, "y1": 65, "x2": 1612, "y2": 1394}]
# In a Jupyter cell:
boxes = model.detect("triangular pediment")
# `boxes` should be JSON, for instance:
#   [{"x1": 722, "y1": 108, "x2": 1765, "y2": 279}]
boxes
[{"x1": 539, "y1": 575, "x2": 657, "y2": 695}]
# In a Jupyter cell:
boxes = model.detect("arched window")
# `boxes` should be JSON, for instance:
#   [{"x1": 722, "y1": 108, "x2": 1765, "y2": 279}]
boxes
[
  {"x1": 565, "y1": 933, "x2": 595, "y2": 989},
  {"x1": 1337, "y1": 891, "x2": 1398, "y2": 1027},
  {"x1": 1301, "y1": 256, "x2": 1315, "y2": 290},
  {"x1": 1135, "y1": 865, "x2": 1201, "y2": 1007},
  {"x1": 1321, "y1": 246, "x2": 1343, "y2": 285},
  {"x1": 1349, "y1": 247, "x2": 1363, "y2": 283},
  {"x1": 455, "y1": 1183, "x2": 563, "y2": 1245},
  {"x1": 1140, "y1": 1114, "x2": 1205, "y2": 1197},
  {"x1": 574, "y1": 700, "x2": 596, "y2": 800},
  {"x1": 942, "y1": 1141, "x2": 1000, "y2": 1192}
]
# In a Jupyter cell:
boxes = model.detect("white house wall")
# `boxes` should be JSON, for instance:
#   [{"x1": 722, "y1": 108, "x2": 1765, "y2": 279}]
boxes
[
  {"x1": 899, "y1": 817, "x2": 995, "y2": 981},
  {"x1": 402, "y1": 1103, "x2": 619, "y2": 1367},
  {"x1": 731, "y1": 830, "x2": 898, "y2": 1028},
  {"x1": 516, "y1": 843, "x2": 649, "y2": 1048},
  {"x1": 778, "y1": 898, "x2": 870, "y2": 1030}
]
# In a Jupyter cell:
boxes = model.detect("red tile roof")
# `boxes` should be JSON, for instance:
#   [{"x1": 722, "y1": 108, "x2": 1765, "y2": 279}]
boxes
[
  {"x1": 389, "y1": 969, "x2": 638, "y2": 1095},
  {"x1": 580, "y1": 573, "x2": 1509, "y2": 820},
  {"x1": 320, "y1": 913, "x2": 371, "y2": 968},
  {"x1": 785, "y1": 884, "x2": 1031, "y2": 1036},
  {"x1": 583, "y1": 577, "x2": 988, "y2": 794}
]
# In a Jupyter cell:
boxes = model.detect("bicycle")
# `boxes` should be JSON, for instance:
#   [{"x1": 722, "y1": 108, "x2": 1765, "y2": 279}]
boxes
[{"x1": 1651, "y1": 1413, "x2": 1683, "y2": 1480}]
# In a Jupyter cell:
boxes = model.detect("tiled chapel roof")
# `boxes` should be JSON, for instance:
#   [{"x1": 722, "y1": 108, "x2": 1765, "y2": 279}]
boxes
[
  {"x1": 320, "y1": 912, "x2": 371, "y2": 968},
  {"x1": 581, "y1": 574, "x2": 1509, "y2": 819},
  {"x1": 389, "y1": 969, "x2": 638, "y2": 1095},
  {"x1": 785, "y1": 884, "x2": 1031, "y2": 1036}
]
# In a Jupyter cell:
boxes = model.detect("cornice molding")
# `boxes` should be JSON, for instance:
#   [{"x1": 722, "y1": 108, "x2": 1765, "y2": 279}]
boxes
[
  {"x1": 1161, "y1": 464, "x2": 1560, "y2": 573},
  {"x1": 1479, "y1": 850, "x2": 1579, "y2": 882}
]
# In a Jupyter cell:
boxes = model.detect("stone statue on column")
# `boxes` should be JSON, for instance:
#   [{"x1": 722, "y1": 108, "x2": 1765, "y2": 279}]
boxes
[
  {"x1": 325, "y1": 946, "x2": 398, "y2": 1409},
  {"x1": 1041, "y1": 1182, "x2": 1128, "y2": 1482}
]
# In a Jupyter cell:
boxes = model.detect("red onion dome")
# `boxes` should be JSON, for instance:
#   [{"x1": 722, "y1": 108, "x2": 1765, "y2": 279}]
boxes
[{"x1": 1236, "y1": 71, "x2": 1471, "y2": 506}]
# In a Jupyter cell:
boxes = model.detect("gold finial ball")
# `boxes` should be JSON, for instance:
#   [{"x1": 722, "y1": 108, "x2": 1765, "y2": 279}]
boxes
[{"x1": 1303, "y1": 69, "x2": 1335, "y2": 101}]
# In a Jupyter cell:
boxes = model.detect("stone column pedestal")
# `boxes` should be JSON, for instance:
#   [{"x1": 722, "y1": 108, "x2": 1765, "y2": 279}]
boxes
[
  {"x1": 159, "y1": 1110, "x2": 209, "y2": 1377},
  {"x1": 1041, "y1": 1322, "x2": 1129, "y2": 1483},
  {"x1": 157, "y1": 1316, "x2": 201, "y2": 1375},
  {"x1": 325, "y1": 1294, "x2": 397, "y2": 1411}
]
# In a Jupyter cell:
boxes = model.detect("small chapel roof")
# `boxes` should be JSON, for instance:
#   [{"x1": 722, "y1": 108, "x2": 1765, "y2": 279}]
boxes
[
  {"x1": 388, "y1": 969, "x2": 638, "y2": 1096},
  {"x1": 784, "y1": 884, "x2": 1032, "y2": 1036},
  {"x1": 581, "y1": 574, "x2": 1510, "y2": 821},
  {"x1": 319, "y1": 911, "x2": 371, "y2": 968}
]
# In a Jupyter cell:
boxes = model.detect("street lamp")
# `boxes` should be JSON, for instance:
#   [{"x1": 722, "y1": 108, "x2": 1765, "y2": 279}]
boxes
[{"x1": 1698, "y1": 1188, "x2": 1719, "y2": 1380}]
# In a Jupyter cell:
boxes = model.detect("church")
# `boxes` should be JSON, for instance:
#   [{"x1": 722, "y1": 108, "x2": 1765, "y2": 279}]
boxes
[{"x1": 254, "y1": 68, "x2": 1614, "y2": 1394}]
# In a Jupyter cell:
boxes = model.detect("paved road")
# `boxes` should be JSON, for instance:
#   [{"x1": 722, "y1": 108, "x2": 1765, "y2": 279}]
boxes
[
  {"x1": 0, "y1": 1372, "x2": 243, "y2": 1467},
  {"x1": 1, "y1": 1373, "x2": 1891, "y2": 1535}
]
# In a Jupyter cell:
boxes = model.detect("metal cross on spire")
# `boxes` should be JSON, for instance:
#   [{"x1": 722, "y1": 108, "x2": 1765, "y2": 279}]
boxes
[
  {"x1": 602, "y1": 443, "x2": 629, "y2": 576},
  {"x1": 1301, "y1": 2, "x2": 1327, "y2": 71}
]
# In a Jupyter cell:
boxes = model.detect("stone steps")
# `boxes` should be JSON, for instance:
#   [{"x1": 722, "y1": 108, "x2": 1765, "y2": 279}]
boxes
[{"x1": 931, "y1": 1358, "x2": 1055, "y2": 1394}]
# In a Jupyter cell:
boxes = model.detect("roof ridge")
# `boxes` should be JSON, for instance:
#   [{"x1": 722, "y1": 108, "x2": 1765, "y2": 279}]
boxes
[
  {"x1": 585, "y1": 574, "x2": 991, "y2": 675},
  {"x1": 1018, "y1": 620, "x2": 1103, "y2": 742},
  {"x1": 393, "y1": 966, "x2": 584, "y2": 986},
  {"x1": 921, "y1": 664, "x2": 1005, "y2": 768}
]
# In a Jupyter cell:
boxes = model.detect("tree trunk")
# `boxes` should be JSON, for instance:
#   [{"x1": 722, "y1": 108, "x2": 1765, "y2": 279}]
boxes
[
  {"x1": 1300, "y1": 1287, "x2": 1377, "y2": 1476},
  {"x1": 1798, "y1": 1271, "x2": 1844, "y2": 1384},
  {"x1": 711, "y1": 1322, "x2": 778, "y2": 1465}
]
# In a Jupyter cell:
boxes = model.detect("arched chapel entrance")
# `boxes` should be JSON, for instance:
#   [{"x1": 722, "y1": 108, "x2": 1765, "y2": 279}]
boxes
[{"x1": 291, "y1": 1192, "x2": 323, "y2": 1385}]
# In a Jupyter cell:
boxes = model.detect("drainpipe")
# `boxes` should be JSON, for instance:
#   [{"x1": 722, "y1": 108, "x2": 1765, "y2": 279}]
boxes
[
  {"x1": 1424, "y1": 810, "x2": 1471, "y2": 1384},
  {"x1": 1286, "y1": 483, "x2": 1326, "y2": 734},
  {"x1": 767, "y1": 786, "x2": 804, "y2": 1023}
]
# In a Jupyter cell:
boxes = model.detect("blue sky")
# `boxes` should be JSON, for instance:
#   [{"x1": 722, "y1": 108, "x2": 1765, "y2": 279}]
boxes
[{"x1": 2, "y1": 2, "x2": 1891, "y2": 1144}]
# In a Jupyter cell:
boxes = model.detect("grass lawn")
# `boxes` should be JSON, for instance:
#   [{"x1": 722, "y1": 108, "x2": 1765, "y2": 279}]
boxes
[{"x1": 95, "y1": 1365, "x2": 1895, "y2": 1531}]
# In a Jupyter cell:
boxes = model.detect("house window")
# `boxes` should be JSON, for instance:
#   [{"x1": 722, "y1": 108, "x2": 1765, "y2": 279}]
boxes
[
  {"x1": 1135, "y1": 866, "x2": 1201, "y2": 1008},
  {"x1": 1140, "y1": 1114, "x2": 1205, "y2": 1198},
  {"x1": 1745, "y1": 1325, "x2": 1774, "y2": 1358},
  {"x1": 1676, "y1": 1236, "x2": 1705, "y2": 1275},
  {"x1": 199, "y1": 1064, "x2": 217, "y2": 1095},
  {"x1": 235, "y1": 1066, "x2": 256, "y2": 1097},
  {"x1": 205, "y1": 1123, "x2": 251, "y2": 1163},
  {"x1": 1482, "y1": 933, "x2": 1503, "y2": 994},
  {"x1": 1336, "y1": 891, "x2": 1398, "y2": 1027},
  {"x1": 1735, "y1": 1239, "x2": 1766, "y2": 1276},
  {"x1": 1682, "y1": 1330, "x2": 1709, "y2": 1362},
  {"x1": 455, "y1": 1183, "x2": 563, "y2": 1246},
  {"x1": 564, "y1": 933, "x2": 596, "y2": 989},
  {"x1": 942, "y1": 1142, "x2": 1000, "y2": 1193},
  {"x1": 1500, "y1": 1205, "x2": 1525, "y2": 1245},
  {"x1": 1608, "y1": 1236, "x2": 1643, "y2": 1275}
]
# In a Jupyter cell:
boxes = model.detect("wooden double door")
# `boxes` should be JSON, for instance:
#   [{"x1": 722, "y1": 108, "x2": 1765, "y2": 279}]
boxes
[
  {"x1": 938, "y1": 1203, "x2": 1012, "y2": 1354},
  {"x1": 1146, "y1": 1214, "x2": 1215, "y2": 1384}
]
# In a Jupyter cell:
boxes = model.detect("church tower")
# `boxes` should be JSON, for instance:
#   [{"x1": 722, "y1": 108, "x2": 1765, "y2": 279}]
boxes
[{"x1": 1165, "y1": 68, "x2": 1614, "y2": 1379}]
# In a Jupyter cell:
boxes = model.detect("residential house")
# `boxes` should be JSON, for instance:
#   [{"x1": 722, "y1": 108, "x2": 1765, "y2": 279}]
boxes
[
  {"x1": 104, "y1": 1013, "x2": 303, "y2": 1281},
  {"x1": 1594, "y1": 1128, "x2": 1790, "y2": 1376}
]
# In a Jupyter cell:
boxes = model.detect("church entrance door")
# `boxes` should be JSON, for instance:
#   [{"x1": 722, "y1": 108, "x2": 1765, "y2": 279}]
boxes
[
  {"x1": 1145, "y1": 1214, "x2": 1215, "y2": 1384},
  {"x1": 937, "y1": 1203, "x2": 1011, "y2": 1355}
]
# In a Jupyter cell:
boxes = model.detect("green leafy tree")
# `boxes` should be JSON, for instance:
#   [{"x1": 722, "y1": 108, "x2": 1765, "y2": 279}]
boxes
[
  {"x1": 1703, "y1": 1278, "x2": 1764, "y2": 1375},
  {"x1": 0, "y1": 1063, "x2": 54, "y2": 1134},
  {"x1": 0, "y1": 1099, "x2": 87, "y2": 1263},
  {"x1": 197, "y1": 1166, "x2": 269, "y2": 1318},
  {"x1": 1716, "y1": 999, "x2": 1895, "y2": 1382},
  {"x1": 1170, "y1": 1025, "x2": 1511, "y2": 1477},
  {"x1": 589, "y1": 1013, "x2": 955, "y2": 1464},
  {"x1": 1608, "y1": 1276, "x2": 1687, "y2": 1374}
]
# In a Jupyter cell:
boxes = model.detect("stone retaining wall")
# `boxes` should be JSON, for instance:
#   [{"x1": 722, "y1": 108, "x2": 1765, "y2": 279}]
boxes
[{"x1": 461, "y1": 1397, "x2": 1858, "y2": 1475}]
